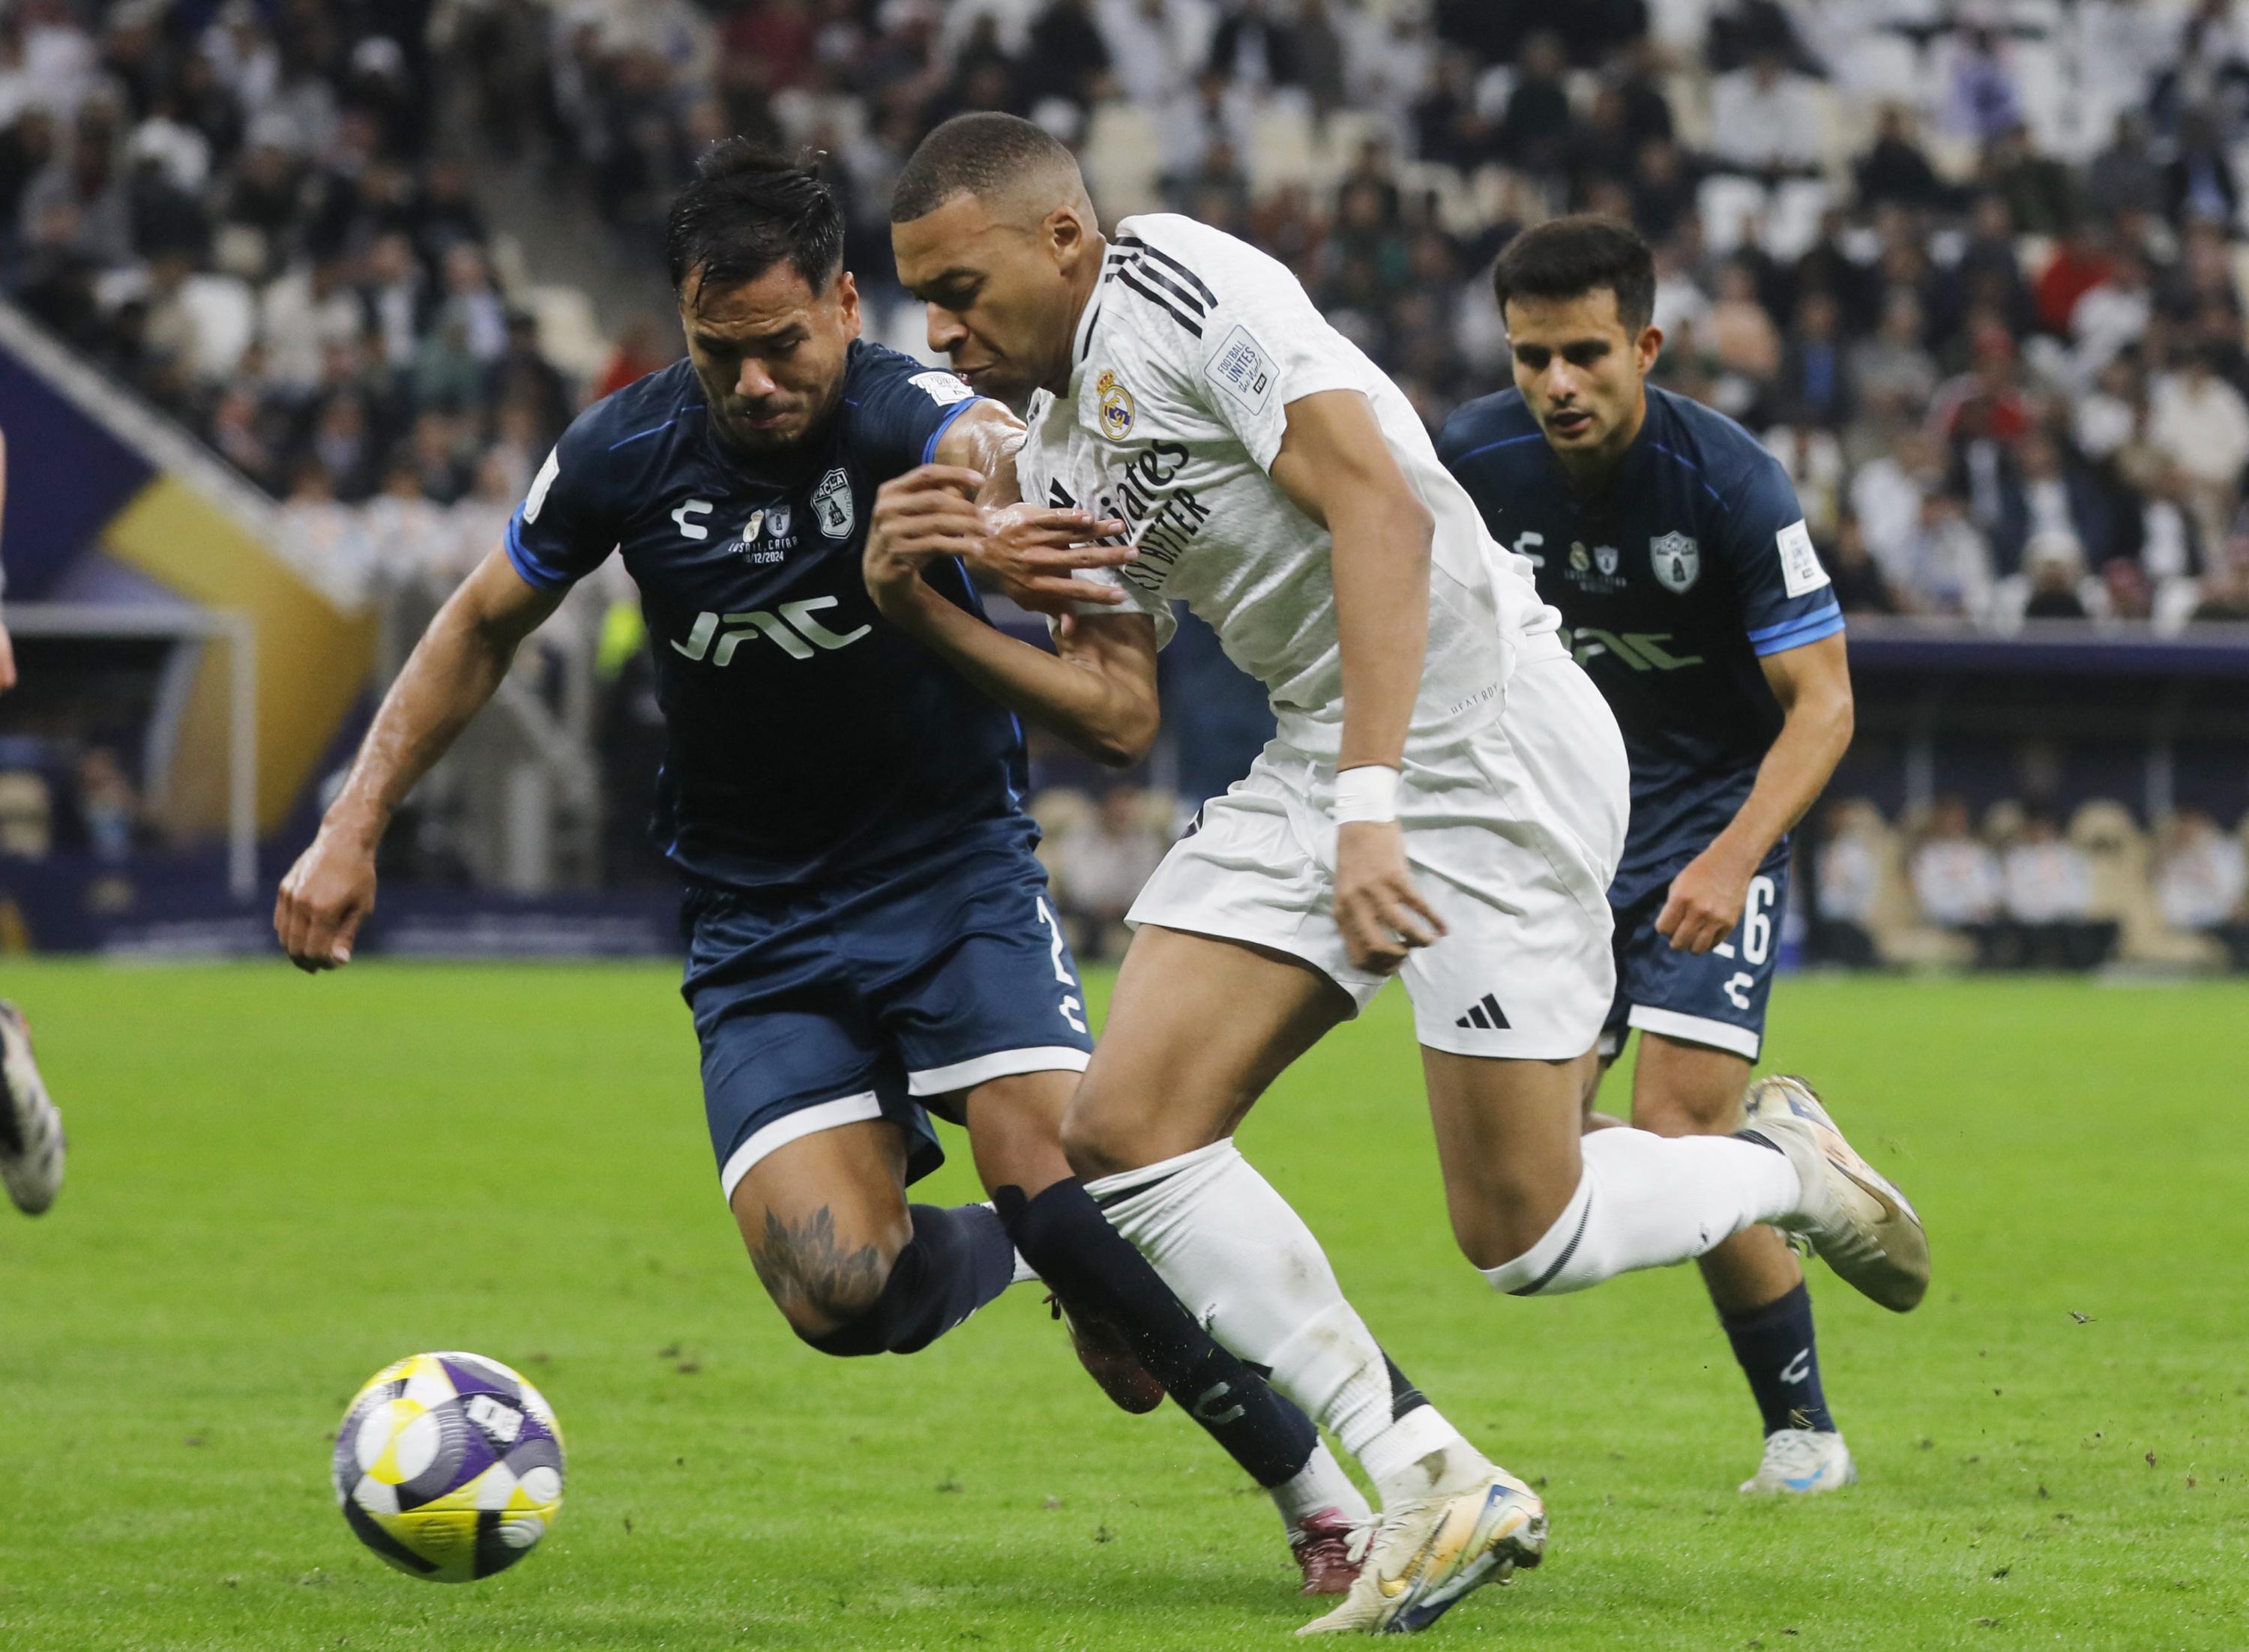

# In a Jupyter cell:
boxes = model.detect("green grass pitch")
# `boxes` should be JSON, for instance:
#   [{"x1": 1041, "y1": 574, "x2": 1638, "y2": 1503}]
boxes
[{"x1": 0, "y1": 962, "x2": 2242, "y2": 1650}]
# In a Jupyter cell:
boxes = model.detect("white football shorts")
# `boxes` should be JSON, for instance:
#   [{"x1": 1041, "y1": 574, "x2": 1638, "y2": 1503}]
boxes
[{"x1": 1127, "y1": 636, "x2": 1628, "y2": 1058}]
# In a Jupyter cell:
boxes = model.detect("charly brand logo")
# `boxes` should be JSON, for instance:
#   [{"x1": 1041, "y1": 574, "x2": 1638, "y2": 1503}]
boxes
[
  {"x1": 1652, "y1": 530, "x2": 1700, "y2": 594},
  {"x1": 1096, "y1": 369, "x2": 1136, "y2": 441},
  {"x1": 670, "y1": 598, "x2": 871, "y2": 666},
  {"x1": 812, "y1": 467, "x2": 853, "y2": 538}
]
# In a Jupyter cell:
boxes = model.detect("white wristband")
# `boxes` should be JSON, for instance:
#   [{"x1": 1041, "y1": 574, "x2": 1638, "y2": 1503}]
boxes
[{"x1": 1333, "y1": 765, "x2": 1400, "y2": 825}]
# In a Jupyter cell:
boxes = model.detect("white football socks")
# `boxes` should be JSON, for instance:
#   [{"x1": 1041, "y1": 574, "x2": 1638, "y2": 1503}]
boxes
[
  {"x1": 1085, "y1": 1140, "x2": 1490, "y2": 1509},
  {"x1": 1271, "y1": 1438, "x2": 1370, "y2": 1533},
  {"x1": 1478, "y1": 1127, "x2": 1803, "y2": 1296}
]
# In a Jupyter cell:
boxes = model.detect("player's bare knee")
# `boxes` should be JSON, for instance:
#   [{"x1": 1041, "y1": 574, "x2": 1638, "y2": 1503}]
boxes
[
  {"x1": 1059, "y1": 1098, "x2": 1137, "y2": 1183},
  {"x1": 1445, "y1": 1175, "x2": 1575, "y2": 1273},
  {"x1": 745, "y1": 1226, "x2": 903, "y2": 1345}
]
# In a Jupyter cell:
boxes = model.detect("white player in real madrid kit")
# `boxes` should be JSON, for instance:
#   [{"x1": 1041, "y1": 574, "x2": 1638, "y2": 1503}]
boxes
[{"x1": 873, "y1": 114, "x2": 1927, "y2": 1638}]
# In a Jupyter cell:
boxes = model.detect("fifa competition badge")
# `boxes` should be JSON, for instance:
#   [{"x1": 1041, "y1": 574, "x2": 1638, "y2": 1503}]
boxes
[{"x1": 1097, "y1": 370, "x2": 1136, "y2": 441}]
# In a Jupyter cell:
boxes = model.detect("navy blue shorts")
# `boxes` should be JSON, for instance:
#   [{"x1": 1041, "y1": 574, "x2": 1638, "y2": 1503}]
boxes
[
  {"x1": 681, "y1": 826, "x2": 1094, "y2": 1204},
  {"x1": 1600, "y1": 838, "x2": 1792, "y2": 1063}
]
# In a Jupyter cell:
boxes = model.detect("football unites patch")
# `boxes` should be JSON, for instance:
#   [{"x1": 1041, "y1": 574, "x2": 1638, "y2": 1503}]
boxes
[{"x1": 333, "y1": 1351, "x2": 564, "y2": 1583}]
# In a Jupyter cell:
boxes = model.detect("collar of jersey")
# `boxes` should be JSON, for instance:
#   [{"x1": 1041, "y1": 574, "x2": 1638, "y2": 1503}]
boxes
[{"x1": 1065, "y1": 250, "x2": 1113, "y2": 400}]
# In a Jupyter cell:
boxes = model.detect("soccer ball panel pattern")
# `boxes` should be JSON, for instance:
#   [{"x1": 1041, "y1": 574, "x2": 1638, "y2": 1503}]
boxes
[{"x1": 333, "y1": 1352, "x2": 564, "y2": 1582}]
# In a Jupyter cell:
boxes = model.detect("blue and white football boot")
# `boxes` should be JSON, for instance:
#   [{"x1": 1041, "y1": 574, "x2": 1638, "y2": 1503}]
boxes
[
  {"x1": 1740, "y1": 1427, "x2": 1857, "y2": 1496},
  {"x1": 0, "y1": 1001, "x2": 64, "y2": 1215}
]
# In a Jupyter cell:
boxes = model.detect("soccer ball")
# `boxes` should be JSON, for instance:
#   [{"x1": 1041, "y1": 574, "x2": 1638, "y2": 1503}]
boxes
[{"x1": 332, "y1": 1351, "x2": 565, "y2": 1582}]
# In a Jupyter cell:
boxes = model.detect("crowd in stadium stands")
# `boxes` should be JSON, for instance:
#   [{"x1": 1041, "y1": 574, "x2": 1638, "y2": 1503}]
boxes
[
  {"x1": 1806, "y1": 790, "x2": 2249, "y2": 971},
  {"x1": 4, "y1": 3, "x2": 2249, "y2": 630}
]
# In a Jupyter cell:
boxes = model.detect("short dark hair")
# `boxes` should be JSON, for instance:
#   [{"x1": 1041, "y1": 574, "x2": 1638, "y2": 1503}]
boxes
[
  {"x1": 891, "y1": 112, "x2": 1077, "y2": 223},
  {"x1": 663, "y1": 139, "x2": 844, "y2": 295},
  {"x1": 1491, "y1": 216, "x2": 1656, "y2": 334}
]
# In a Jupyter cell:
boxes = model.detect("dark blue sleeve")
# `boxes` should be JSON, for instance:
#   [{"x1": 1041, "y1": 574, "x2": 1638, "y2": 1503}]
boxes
[
  {"x1": 849, "y1": 355, "x2": 987, "y2": 477},
  {"x1": 504, "y1": 407, "x2": 626, "y2": 593},
  {"x1": 1722, "y1": 452, "x2": 1844, "y2": 657}
]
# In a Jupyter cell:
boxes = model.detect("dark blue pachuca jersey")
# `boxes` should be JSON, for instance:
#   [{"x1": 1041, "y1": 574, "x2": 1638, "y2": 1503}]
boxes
[
  {"x1": 507, "y1": 341, "x2": 1026, "y2": 890},
  {"x1": 1437, "y1": 385, "x2": 1843, "y2": 878}
]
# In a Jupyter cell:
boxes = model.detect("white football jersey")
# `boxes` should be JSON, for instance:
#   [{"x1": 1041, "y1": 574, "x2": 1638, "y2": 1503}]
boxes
[{"x1": 1014, "y1": 212, "x2": 1560, "y2": 761}]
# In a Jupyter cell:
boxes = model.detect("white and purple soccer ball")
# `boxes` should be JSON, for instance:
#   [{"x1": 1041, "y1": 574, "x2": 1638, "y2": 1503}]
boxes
[{"x1": 332, "y1": 1351, "x2": 565, "y2": 1582}]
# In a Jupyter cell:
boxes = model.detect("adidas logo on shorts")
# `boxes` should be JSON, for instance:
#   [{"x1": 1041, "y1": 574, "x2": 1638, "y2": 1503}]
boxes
[{"x1": 1455, "y1": 993, "x2": 1510, "y2": 1031}]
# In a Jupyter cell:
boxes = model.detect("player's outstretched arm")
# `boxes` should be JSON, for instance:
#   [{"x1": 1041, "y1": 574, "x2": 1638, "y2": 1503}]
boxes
[
  {"x1": 1268, "y1": 389, "x2": 1445, "y2": 974},
  {"x1": 274, "y1": 548, "x2": 562, "y2": 971},
  {"x1": 865, "y1": 468, "x2": 1158, "y2": 765},
  {"x1": 1657, "y1": 632, "x2": 1855, "y2": 953}
]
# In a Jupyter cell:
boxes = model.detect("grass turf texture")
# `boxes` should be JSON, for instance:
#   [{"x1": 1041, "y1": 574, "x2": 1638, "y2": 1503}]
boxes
[{"x1": 0, "y1": 964, "x2": 2242, "y2": 1651}]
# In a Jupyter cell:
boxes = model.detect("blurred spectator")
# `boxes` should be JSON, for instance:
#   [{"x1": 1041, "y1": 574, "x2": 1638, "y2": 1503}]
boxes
[
  {"x1": 1707, "y1": 50, "x2": 1820, "y2": 179},
  {"x1": 1898, "y1": 491, "x2": 1994, "y2": 618},
  {"x1": 2150, "y1": 350, "x2": 2249, "y2": 549},
  {"x1": 1999, "y1": 810, "x2": 2113, "y2": 969},
  {"x1": 1855, "y1": 105, "x2": 1943, "y2": 211},
  {"x1": 74, "y1": 747, "x2": 140, "y2": 862},
  {"x1": 1911, "y1": 797, "x2": 2002, "y2": 930},
  {"x1": 1811, "y1": 800, "x2": 1883, "y2": 967},
  {"x1": 2155, "y1": 810, "x2": 2246, "y2": 938},
  {"x1": 2010, "y1": 531, "x2": 2095, "y2": 622},
  {"x1": 1052, "y1": 787, "x2": 1167, "y2": 961},
  {"x1": 1825, "y1": 515, "x2": 1900, "y2": 615}
]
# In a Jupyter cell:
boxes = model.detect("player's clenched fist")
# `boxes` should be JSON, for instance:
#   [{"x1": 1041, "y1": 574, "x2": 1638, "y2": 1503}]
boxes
[
  {"x1": 274, "y1": 826, "x2": 378, "y2": 972},
  {"x1": 864, "y1": 464, "x2": 1131, "y2": 618},
  {"x1": 1332, "y1": 819, "x2": 1447, "y2": 974},
  {"x1": 1655, "y1": 841, "x2": 1755, "y2": 954}
]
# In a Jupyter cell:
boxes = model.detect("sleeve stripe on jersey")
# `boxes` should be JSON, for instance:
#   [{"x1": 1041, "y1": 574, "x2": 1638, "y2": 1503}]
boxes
[
  {"x1": 503, "y1": 510, "x2": 573, "y2": 592},
  {"x1": 1114, "y1": 235, "x2": 1218, "y2": 307},
  {"x1": 1747, "y1": 602, "x2": 1844, "y2": 656},
  {"x1": 1114, "y1": 266, "x2": 1205, "y2": 337},
  {"x1": 921, "y1": 395, "x2": 983, "y2": 465},
  {"x1": 606, "y1": 413, "x2": 681, "y2": 451},
  {"x1": 1646, "y1": 440, "x2": 1726, "y2": 507}
]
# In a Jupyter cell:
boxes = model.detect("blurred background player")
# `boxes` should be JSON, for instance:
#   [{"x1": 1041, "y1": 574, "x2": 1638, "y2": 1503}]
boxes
[
  {"x1": 880, "y1": 113, "x2": 1926, "y2": 1635},
  {"x1": 273, "y1": 142, "x2": 1368, "y2": 1591},
  {"x1": 0, "y1": 423, "x2": 64, "y2": 1218},
  {"x1": 1439, "y1": 218, "x2": 1861, "y2": 1497}
]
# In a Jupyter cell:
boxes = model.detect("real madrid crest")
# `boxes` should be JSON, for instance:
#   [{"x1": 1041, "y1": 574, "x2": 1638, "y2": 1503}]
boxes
[
  {"x1": 1096, "y1": 369, "x2": 1136, "y2": 441},
  {"x1": 1650, "y1": 530, "x2": 1700, "y2": 594}
]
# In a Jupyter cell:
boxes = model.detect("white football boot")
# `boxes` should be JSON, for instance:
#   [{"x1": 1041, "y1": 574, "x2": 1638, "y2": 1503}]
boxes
[
  {"x1": 1740, "y1": 1428, "x2": 1857, "y2": 1496},
  {"x1": 1296, "y1": 1466, "x2": 1545, "y2": 1636},
  {"x1": 0, "y1": 1001, "x2": 64, "y2": 1215},
  {"x1": 1744, "y1": 1074, "x2": 1929, "y2": 1312}
]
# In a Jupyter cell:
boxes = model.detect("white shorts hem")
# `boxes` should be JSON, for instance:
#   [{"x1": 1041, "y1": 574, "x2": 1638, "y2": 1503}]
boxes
[
  {"x1": 1625, "y1": 1005, "x2": 1762, "y2": 1060},
  {"x1": 1415, "y1": 1021, "x2": 1607, "y2": 1061},
  {"x1": 718, "y1": 1091, "x2": 883, "y2": 1203},
  {"x1": 1124, "y1": 906, "x2": 1376, "y2": 1012},
  {"x1": 906, "y1": 1045, "x2": 1091, "y2": 1097}
]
